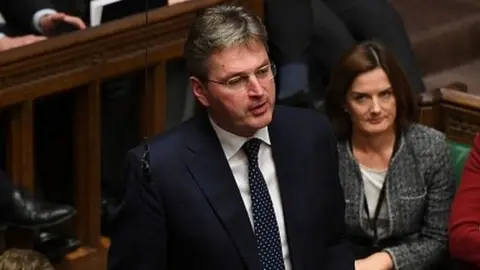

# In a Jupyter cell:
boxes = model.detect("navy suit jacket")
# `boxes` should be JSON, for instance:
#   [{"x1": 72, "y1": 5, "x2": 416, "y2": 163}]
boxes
[
  {"x1": 0, "y1": 0, "x2": 53, "y2": 35},
  {"x1": 107, "y1": 106, "x2": 354, "y2": 270}
]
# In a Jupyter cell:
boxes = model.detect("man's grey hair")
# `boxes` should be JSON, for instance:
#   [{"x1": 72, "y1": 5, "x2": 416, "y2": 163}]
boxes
[{"x1": 184, "y1": 4, "x2": 268, "y2": 80}]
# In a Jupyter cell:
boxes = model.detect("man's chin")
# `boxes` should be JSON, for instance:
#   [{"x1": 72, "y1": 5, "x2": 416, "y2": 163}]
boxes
[{"x1": 249, "y1": 111, "x2": 273, "y2": 129}]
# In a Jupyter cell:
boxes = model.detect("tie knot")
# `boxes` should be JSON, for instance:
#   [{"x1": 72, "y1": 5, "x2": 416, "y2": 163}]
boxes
[{"x1": 242, "y1": 138, "x2": 261, "y2": 163}]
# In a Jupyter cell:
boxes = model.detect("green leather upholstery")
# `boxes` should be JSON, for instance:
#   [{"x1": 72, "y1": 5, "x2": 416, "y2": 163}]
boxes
[{"x1": 448, "y1": 140, "x2": 472, "y2": 187}]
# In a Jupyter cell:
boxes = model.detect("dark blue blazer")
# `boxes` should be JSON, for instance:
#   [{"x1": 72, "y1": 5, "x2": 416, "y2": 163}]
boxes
[
  {"x1": 0, "y1": 0, "x2": 53, "y2": 35},
  {"x1": 107, "y1": 106, "x2": 354, "y2": 270}
]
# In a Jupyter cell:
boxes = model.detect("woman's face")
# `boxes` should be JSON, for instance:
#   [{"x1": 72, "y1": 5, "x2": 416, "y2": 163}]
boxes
[{"x1": 345, "y1": 68, "x2": 397, "y2": 136}]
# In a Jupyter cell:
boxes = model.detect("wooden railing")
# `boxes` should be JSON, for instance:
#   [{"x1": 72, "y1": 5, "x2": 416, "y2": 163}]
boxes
[
  {"x1": 420, "y1": 88, "x2": 480, "y2": 144},
  {"x1": 0, "y1": 0, "x2": 262, "y2": 269},
  {"x1": 419, "y1": 88, "x2": 480, "y2": 143}
]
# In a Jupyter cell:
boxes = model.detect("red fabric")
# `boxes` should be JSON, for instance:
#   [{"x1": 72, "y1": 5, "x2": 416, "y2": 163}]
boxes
[{"x1": 449, "y1": 133, "x2": 480, "y2": 269}]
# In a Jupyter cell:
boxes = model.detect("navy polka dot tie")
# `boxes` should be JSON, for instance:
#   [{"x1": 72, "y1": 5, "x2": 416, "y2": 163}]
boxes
[{"x1": 242, "y1": 138, "x2": 285, "y2": 270}]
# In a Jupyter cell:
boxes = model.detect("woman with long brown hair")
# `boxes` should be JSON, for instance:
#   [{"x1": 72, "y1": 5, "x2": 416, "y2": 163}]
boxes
[{"x1": 325, "y1": 41, "x2": 455, "y2": 270}]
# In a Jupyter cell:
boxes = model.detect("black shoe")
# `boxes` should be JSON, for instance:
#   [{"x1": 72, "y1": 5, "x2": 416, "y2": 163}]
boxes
[
  {"x1": 33, "y1": 231, "x2": 81, "y2": 262},
  {"x1": 277, "y1": 91, "x2": 314, "y2": 108},
  {"x1": 2, "y1": 188, "x2": 77, "y2": 230}
]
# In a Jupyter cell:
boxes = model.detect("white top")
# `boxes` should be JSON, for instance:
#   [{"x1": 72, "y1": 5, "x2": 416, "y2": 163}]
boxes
[
  {"x1": 360, "y1": 165, "x2": 387, "y2": 217},
  {"x1": 209, "y1": 118, "x2": 291, "y2": 270}
]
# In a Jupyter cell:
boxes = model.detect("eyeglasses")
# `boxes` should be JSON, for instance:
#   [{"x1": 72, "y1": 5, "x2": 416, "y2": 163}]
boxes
[{"x1": 206, "y1": 63, "x2": 276, "y2": 91}]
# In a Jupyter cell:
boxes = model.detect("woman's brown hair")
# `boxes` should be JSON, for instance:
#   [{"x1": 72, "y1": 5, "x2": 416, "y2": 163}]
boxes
[{"x1": 324, "y1": 41, "x2": 418, "y2": 141}]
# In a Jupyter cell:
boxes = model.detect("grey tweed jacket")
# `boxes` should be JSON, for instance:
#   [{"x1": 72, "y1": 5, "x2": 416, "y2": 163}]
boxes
[{"x1": 338, "y1": 124, "x2": 455, "y2": 270}]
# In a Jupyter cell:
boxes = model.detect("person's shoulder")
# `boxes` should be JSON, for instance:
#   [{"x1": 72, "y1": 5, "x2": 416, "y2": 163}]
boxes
[
  {"x1": 128, "y1": 116, "x2": 199, "y2": 160},
  {"x1": 405, "y1": 123, "x2": 447, "y2": 155},
  {"x1": 406, "y1": 123, "x2": 446, "y2": 145}
]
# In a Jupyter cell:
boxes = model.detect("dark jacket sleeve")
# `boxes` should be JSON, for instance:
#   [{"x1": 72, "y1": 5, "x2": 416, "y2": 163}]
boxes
[
  {"x1": 264, "y1": 0, "x2": 312, "y2": 64},
  {"x1": 449, "y1": 133, "x2": 480, "y2": 267},
  {"x1": 107, "y1": 150, "x2": 167, "y2": 270},
  {"x1": 320, "y1": 115, "x2": 355, "y2": 270},
  {"x1": 0, "y1": 0, "x2": 54, "y2": 34}
]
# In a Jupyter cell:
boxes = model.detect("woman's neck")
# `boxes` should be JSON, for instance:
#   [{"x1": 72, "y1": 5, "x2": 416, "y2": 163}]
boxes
[{"x1": 351, "y1": 128, "x2": 396, "y2": 155}]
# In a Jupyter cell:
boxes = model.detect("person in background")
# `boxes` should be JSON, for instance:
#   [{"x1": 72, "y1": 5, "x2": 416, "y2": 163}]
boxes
[
  {"x1": 0, "y1": 0, "x2": 86, "y2": 51},
  {"x1": 0, "y1": 248, "x2": 54, "y2": 270},
  {"x1": 325, "y1": 41, "x2": 454, "y2": 270},
  {"x1": 108, "y1": 4, "x2": 353, "y2": 269},
  {"x1": 449, "y1": 133, "x2": 480, "y2": 269},
  {"x1": 264, "y1": 0, "x2": 313, "y2": 107},
  {"x1": 265, "y1": 0, "x2": 424, "y2": 108}
]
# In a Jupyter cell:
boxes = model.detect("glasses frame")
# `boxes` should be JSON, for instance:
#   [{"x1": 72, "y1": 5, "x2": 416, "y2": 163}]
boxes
[{"x1": 205, "y1": 62, "x2": 276, "y2": 91}]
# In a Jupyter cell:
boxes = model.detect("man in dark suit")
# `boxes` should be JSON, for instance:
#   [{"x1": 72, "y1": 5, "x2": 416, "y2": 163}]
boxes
[
  {"x1": 265, "y1": 0, "x2": 425, "y2": 107},
  {"x1": 108, "y1": 4, "x2": 353, "y2": 270},
  {"x1": 0, "y1": 0, "x2": 86, "y2": 51}
]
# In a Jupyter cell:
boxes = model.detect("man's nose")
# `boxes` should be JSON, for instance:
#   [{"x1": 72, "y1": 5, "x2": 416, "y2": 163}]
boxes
[{"x1": 247, "y1": 75, "x2": 264, "y2": 95}]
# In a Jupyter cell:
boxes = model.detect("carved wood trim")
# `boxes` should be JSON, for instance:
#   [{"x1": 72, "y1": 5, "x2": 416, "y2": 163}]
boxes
[
  {"x1": 417, "y1": 89, "x2": 480, "y2": 144},
  {"x1": 441, "y1": 103, "x2": 480, "y2": 144}
]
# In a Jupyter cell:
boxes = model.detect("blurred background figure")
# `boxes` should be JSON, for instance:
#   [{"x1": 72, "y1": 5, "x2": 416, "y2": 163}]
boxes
[
  {"x1": 0, "y1": 0, "x2": 86, "y2": 51},
  {"x1": 0, "y1": 248, "x2": 54, "y2": 270},
  {"x1": 265, "y1": 0, "x2": 424, "y2": 108}
]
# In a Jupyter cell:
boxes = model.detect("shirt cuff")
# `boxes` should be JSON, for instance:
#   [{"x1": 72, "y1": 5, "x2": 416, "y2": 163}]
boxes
[
  {"x1": 33, "y1": 9, "x2": 57, "y2": 34},
  {"x1": 0, "y1": 33, "x2": 5, "y2": 39}
]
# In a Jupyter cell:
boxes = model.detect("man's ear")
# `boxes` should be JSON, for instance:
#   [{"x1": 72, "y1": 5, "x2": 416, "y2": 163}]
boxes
[{"x1": 190, "y1": 76, "x2": 210, "y2": 107}]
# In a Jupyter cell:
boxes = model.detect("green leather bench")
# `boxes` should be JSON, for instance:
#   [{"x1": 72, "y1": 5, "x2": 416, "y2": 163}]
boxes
[{"x1": 448, "y1": 140, "x2": 472, "y2": 187}]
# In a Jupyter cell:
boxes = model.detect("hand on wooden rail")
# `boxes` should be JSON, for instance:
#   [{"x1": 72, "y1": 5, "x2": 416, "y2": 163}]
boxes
[
  {"x1": 0, "y1": 35, "x2": 46, "y2": 51},
  {"x1": 39, "y1": 12, "x2": 87, "y2": 35}
]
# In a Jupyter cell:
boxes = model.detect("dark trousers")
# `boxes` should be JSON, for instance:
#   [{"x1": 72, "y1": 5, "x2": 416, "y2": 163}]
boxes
[
  {"x1": 311, "y1": 0, "x2": 425, "y2": 94},
  {"x1": 266, "y1": 0, "x2": 425, "y2": 99}
]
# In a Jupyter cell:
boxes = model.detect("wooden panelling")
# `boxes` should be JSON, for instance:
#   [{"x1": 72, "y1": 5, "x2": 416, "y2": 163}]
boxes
[
  {"x1": 0, "y1": 1, "x2": 263, "y2": 269},
  {"x1": 141, "y1": 63, "x2": 167, "y2": 138},
  {"x1": 6, "y1": 102, "x2": 34, "y2": 192},
  {"x1": 74, "y1": 82, "x2": 101, "y2": 248},
  {"x1": 418, "y1": 88, "x2": 480, "y2": 143},
  {"x1": 440, "y1": 89, "x2": 480, "y2": 143}
]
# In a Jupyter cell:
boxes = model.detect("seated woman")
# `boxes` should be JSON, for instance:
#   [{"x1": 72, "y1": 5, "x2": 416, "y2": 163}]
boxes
[
  {"x1": 449, "y1": 133, "x2": 480, "y2": 269},
  {"x1": 324, "y1": 41, "x2": 455, "y2": 270}
]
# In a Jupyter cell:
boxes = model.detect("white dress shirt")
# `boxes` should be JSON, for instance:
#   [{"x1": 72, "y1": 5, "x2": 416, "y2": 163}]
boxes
[{"x1": 209, "y1": 118, "x2": 292, "y2": 270}]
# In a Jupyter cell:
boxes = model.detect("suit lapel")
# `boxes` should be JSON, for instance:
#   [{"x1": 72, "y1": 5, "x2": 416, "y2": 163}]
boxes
[
  {"x1": 185, "y1": 116, "x2": 262, "y2": 270},
  {"x1": 269, "y1": 109, "x2": 307, "y2": 270}
]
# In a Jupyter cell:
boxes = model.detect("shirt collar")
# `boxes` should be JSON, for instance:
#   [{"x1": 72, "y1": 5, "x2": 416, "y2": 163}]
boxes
[{"x1": 209, "y1": 116, "x2": 271, "y2": 160}]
